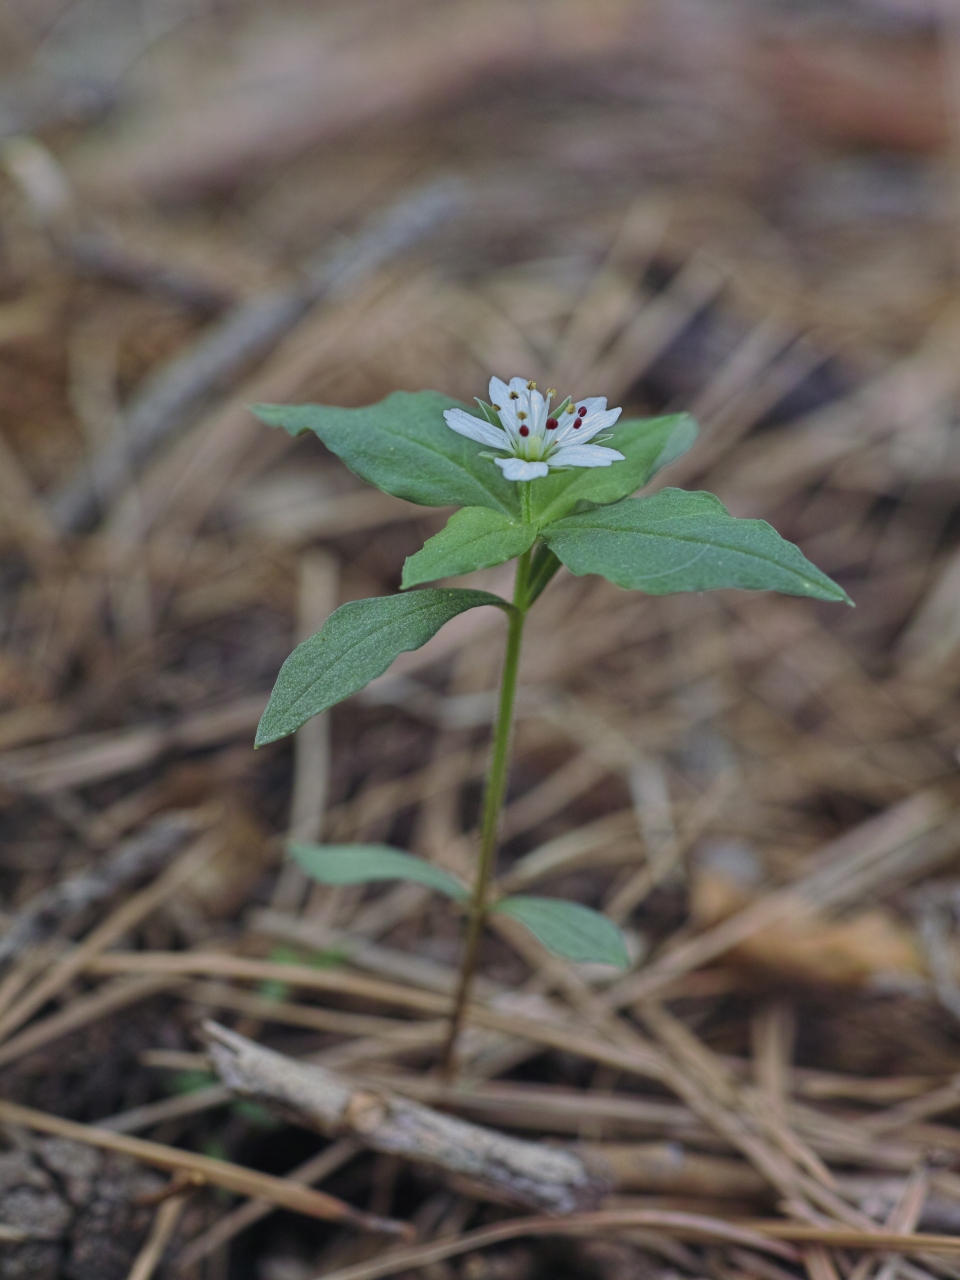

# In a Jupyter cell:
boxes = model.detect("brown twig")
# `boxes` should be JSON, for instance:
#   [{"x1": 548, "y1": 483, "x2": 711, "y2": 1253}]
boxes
[
  {"x1": 0, "y1": 1098, "x2": 408, "y2": 1237},
  {"x1": 174, "y1": 1139, "x2": 361, "y2": 1273},
  {"x1": 126, "y1": 1190, "x2": 188, "y2": 1280},
  {"x1": 203, "y1": 1021, "x2": 611, "y2": 1215},
  {"x1": 312, "y1": 1209, "x2": 803, "y2": 1280}
]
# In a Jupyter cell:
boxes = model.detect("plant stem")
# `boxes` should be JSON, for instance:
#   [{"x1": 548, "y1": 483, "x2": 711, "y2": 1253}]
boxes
[
  {"x1": 440, "y1": 547, "x2": 531, "y2": 1078},
  {"x1": 519, "y1": 479, "x2": 532, "y2": 524}
]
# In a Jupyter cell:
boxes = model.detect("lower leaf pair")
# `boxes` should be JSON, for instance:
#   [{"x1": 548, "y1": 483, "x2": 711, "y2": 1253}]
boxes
[{"x1": 289, "y1": 843, "x2": 629, "y2": 969}]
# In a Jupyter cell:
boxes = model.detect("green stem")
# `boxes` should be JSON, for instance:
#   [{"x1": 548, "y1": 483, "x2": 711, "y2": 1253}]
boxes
[
  {"x1": 519, "y1": 480, "x2": 532, "y2": 525},
  {"x1": 440, "y1": 547, "x2": 531, "y2": 1078}
]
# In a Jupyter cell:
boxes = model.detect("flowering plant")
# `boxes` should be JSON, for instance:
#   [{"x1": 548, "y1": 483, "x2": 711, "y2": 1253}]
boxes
[{"x1": 253, "y1": 379, "x2": 849, "y2": 1072}]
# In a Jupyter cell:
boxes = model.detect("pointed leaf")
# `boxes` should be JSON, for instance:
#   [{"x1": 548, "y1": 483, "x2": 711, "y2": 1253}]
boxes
[
  {"x1": 531, "y1": 414, "x2": 697, "y2": 525},
  {"x1": 290, "y1": 843, "x2": 468, "y2": 900},
  {"x1": 402, "y1": 507, "x2": 537, "y2": 588},
  {"x1": 493, "y1": 896, "x2": 629, "y2": 968},
  {"x1": 256, "y1": 588, "x2": 510, "y2": 745},
  {"x1": 252, "y1": 392, "x2": 520, "y2": 516},
  {"x1": 544, "y1": 490, "x2": 851, "y2": 602}
]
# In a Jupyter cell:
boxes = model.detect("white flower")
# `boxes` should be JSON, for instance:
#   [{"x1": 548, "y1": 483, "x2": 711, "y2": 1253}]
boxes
[{"x1": 443, "y1": 376, "x2": 624, "y2": 481}]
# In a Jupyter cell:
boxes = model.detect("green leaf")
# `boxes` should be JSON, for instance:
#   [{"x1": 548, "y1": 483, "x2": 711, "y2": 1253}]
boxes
[
  {"x1": 531, "y1": 414, "x2": 697, "y2": 526},
  {"x1": 493, "y1": 896, "x2": 629, "y2": 968},
  {"x1": 402, "y1": 507, "x2": 538, "y2": 588},
  {"x1": 252, "y1": 392, "x2": 520, "y2": 517},
  {"x1": 256, "y1": 588, "x2": 510, "y2": 745},
  {"x1": 290, "y1": 843, "x2": 468, "y2": 900},
  {"x1": 544, "y1": 489, "x2": 852, "y2": 603}
]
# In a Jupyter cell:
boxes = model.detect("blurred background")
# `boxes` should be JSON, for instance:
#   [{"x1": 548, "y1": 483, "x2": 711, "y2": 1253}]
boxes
[{"x1": 5, "y1": 1, "x2": 960, "y2": 1277}]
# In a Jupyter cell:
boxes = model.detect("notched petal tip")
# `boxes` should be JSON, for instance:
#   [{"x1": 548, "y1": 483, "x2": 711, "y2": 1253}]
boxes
[{"x1": 488, "y1": 376, "x2": 511, "y2": 406}]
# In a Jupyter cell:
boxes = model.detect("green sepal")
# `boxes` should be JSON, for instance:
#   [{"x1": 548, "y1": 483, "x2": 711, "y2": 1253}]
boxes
[{"x1": 474, "y1": 399, "x2": 501, "y2": 426}]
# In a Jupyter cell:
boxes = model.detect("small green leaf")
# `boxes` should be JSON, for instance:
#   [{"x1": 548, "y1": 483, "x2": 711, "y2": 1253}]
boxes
[
  {"x1": 531, "y1": 414, "x2": 697, "y2": 525},
  {"x1": 256, "y1": 588, "x2": 510, "y2": 745},
  {"x1": 402, "y1": 507, "x2": 538, "y2": 588},
  {"x1": 544, "y1": 489, "x2": 851, "y2": 603},
  {"x1": 290, "y1": 843, "x2": 469, "y2": 900},
  {"x1": 252, "y1": 392, "x2": 520, "y2": 517},
  {"x1": 493, "y1": 896, "x2": 629, "y2": 968}
]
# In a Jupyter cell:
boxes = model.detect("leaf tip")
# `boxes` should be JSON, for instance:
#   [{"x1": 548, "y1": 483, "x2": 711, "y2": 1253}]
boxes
[
  {"x1": 813, "y1": 579, "x2": 854, "y2": 607},
  {"x1": 254, "y1": 715, "x2": 284, "y2": 748},
  {"x1": 398, "y1": 559, "x2": 421, "y2": 590}
]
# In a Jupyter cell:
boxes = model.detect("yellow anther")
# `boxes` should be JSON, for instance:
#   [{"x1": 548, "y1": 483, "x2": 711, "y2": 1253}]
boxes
[{"x1": 527, "y1": 380, "x2": 537, "y2": 390}]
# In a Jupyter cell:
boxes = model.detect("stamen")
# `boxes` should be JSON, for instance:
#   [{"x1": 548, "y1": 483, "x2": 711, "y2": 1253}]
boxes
[
  {"x1": 519, "y1": 425, "x2": 529, "y2": 437},
  {"x1": 527, "y1": 381, "x2": 536, "y2": 390},
  {"x1": 509, "y1": 391, "x2": 519, "y2": 399},
  {"x1": 492, "y1": 403, "x2": 501, "y2": 410},
  {"x1": 546, "y1": 388, "x2": 556, "y2": 398},
  {"x1": 546, "y1": 417, "x2": 558, "y2": 430},
  {"x1": 565, "y1": 404, "x2": 576, "y2": 414},
  {"x1": 517, "y1": 411, "x2": 528, "y2": 420},
  {"x1": 573, "y1": 420, "x2": 581, "y2": 428},
  {"x1": 578, "y1": 405, "x2": 587, "y2": 417}
]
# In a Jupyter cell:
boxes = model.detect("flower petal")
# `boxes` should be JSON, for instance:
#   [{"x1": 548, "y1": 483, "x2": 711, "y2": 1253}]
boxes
[
  {"x1": 444, "y1": 407, "x2": 507, "y2": 449},
  {"x1": 488, "y1": 377, "x2": 511, "y2": 411},
  {"x1": 548, "y1": 444, "x2": 625, "y2": 469},
  {"x1": 495, "y1": 456, "x2": 550, "y2": 480},
  {"x1": 526, "y1": 387, "x2": 547, "y2": 435},
  {"x1": 559, "y1": 406, "x2": 622, "y2": 445}
]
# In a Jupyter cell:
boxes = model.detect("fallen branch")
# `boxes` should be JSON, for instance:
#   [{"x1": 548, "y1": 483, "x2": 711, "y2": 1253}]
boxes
[
  {"x1": 0, "y1": 1098, "x2": 407, "y2": 1238},
  {"x1": 203, "y1": 1021, "x2": 611, "y2": 1214}
]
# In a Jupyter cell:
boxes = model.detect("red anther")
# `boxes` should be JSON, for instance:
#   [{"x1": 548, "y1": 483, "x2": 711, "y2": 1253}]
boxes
[
  {"x1": 578, "y1": 405, "x2": 587, "y2": 417},
  {"x1": 546, "y1": 417, "x2": 558, "y2": 430},
  {"x1": 573, "y1": 421, "x2": 581, "y2": 428},
  {"x1": 519, "y1": 425, "x2": 529, "y2": 437}
]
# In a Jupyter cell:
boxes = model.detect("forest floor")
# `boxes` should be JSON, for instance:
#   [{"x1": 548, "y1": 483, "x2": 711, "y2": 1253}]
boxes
[{"x1": 4, "y1": 2, "x2": 960, "y2": 1278}]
